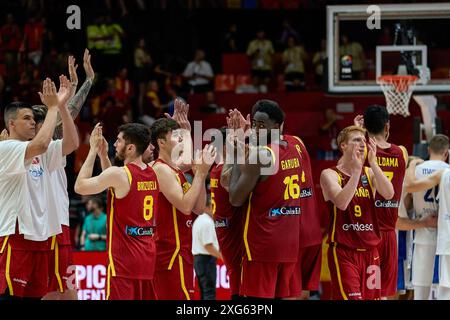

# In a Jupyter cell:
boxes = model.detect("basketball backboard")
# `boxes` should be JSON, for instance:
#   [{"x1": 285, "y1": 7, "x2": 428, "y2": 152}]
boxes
[{"x1": 327, "y1": 3, "x2": 450, "y2": 93}]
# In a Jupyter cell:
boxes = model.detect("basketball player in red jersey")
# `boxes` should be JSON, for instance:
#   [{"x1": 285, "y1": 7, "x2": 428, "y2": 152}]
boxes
[
  {"x1": 284, "y1": 134, "x2": 323, "y2": 300},
  {"x1": 320, "y1": 125, "x2": 394, "y2": 300},
  {"x1": 228, "y1": 99, "x2": 301, "y2": 299},
  {"x1": 355, "y1": 105, "x2": 408, "y2": 299},
  {"x1": 210, "y1": 126, "x2": 244, "y2": 300},
  {"x1": 75, "y1": 123, "x2": 159, "y2": 300},
  {"x1": 150, "y1": 107, "x2": 216, "y2": 300}
]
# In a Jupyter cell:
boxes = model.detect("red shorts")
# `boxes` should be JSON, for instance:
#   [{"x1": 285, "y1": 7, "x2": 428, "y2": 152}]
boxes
[
  {"x1": 327, "y1": 244, "x2": 381, "y2": 300},
  {"x1": 107, "y1": 275, "x2": 157, "y2": 300},
  {"x1": 289, "y1": 243, "x2": 322, "y2": 297},
  {"x1": 0, "y1": 236, "x2": 49, "y2": 298},
  {"x1": 378, "y1": 230, "x2": 398, "y2": 297},
  {"x1": 240, "y1": 257, "x2": 296, "y2": 298},
  {"x1": 47, "y1": 239, "x2": 73, "y2": 293},
  {"x1": 154, "y1": 255, "x2": 194, "y2": 300},
  {"x1": 227, "y1": 263, "x2": 242, "y2": 297}
]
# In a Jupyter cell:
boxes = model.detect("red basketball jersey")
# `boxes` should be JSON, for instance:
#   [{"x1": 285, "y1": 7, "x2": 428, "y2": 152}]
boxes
[
  {"x1": 373, "y1": 144, "x2": 407, "y2": 231},
  {"x1": 153, "y1": 159, "x2": 194, "y2": 270},
  {"x1": 327, "y1": 167, "x2": 381, "y2": 249},
  {"x1": 284, "y1": 135, "x2": 323, "y2": 247},
  {"x1": 244, "y1": 141, "x2": 301, "y2": 262},
  {"x1": 210, "y1": 164, "x2": 244, "y2": 269},
  {"x1": 106, "y1": 163, "x2": 158, "y2": 280}
]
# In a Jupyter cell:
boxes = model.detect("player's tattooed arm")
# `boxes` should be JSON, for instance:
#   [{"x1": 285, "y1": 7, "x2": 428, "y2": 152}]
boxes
[{"x1": 54, "y1": 49, "x2": 94, "y2": 139}]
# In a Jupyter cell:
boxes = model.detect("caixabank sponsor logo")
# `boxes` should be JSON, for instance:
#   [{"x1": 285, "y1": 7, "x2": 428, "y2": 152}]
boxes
[
  {"x1": 342, "y1": 222, "x2": 374, "y2": 231},
  {"x1": 215, "y1": 218, "x2": 229, "y2": 228},
  {"x1": 269, "y1": 206, "x2": 301, "y2": 217},
  {"x1": 125, "y1": 226, "x2": 154, "y2": 236},
  {"x1": 300, "y1": 188, "x2": 313, "y2": 198},
  {"x1": 374, "y1": 200, "x2": 399, "y2": 208}
]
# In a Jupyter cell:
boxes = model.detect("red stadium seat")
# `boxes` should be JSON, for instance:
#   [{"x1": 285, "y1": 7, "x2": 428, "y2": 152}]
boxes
[
  {"x1": 215, "y1": 74, "x2": 236, "y2": 92},
  {"x1": 222, "y1": 53, "x2": 251, "y2": 74}
]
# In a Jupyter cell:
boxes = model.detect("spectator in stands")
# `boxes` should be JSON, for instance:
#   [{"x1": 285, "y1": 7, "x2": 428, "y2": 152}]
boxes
[
  {"x1": 114, "y1": 67, "x2": 134, "y2": 107},
  {"x1": 192, "y1": 201, "x2": 222, "y2": 300},
  {"x1": 0, "y1": 14, "x2": 21, "y2": 76},
  {"x1": 98, "y1": 96, "x2": 130, "y2": 159},
  {"x1": 200, "y1": 91, "x2": 226, "y2": 114},
  {"x1": 223, "y1": 23, "x2": 241, "y2": 53},
  {"x1": 102, "y1": 15, "x2": 125, "y2": 76},
  {"x1": 22, "y1": 14, "x2": 46, "y2": 66},
  {"x1": 183, "y1": 49, "x2": 214, "y2": 94},
  {"x1": 279, "y1": 18, "x2": 300, "y2": 48},
  {"x1": 339, "y1": 34, "x2": 366, "y2": 80},
  {"x1": 134, "y1": 38, "x2": 153, "y2": 115},
  {"x1": 317, "y1": 108, "x2": 341, "y2": 161},
  {"x1": 143, "y1": 79, "x2": 165, "y2": 123},
  {"x1": 80, "y1": 197, "x2": 107, "y2": 251},
  {"x1": 282, "y1": 35, "x2": 308, "y2": 91},
  {"x1": 313, "y1": 39, "x2": 327, "y2": 87},
  {"x1": 246, "y1": 29, "x2": 274, "y2": 93}
]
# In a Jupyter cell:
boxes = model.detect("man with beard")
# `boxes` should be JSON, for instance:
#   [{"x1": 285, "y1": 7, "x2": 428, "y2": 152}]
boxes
[
  {"x1": 228, "y1": 99, "x2": 302, "y2": 299},
  {"x1": 75, "y1": 123, "x2": 159, "y2": 300}
]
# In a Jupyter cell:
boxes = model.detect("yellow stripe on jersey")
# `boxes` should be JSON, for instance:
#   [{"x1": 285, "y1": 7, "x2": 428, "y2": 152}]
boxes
[
  {"x1": 0, "y1": 236, "x2": 9, "y2": 253},
  {"x1": 364, "y1": 166, "x2": 375, "y2": 198},
  {"x1": 178, "y1": 255, "x2": 191, "y2": 300},
  {"x1": 331, "y1": 171, "x2": 342, "y2": 243},
  {"x1": 108, "y1": 188, "x2": 116, "y2": 277},
  {"x1": 124, "y1": 165, "x2": 132, "y2": 185},
  {"x1": 54, "y1": 241, "x2": 64, "y2": 293},
  {"x1": 292, "y1": 135, "x2": 305, "y2": 147},
  {"x1": 332, "y1": 245, "x2": 348, "y2": 300},
  {"x1": 50, "y1": 235, "x2": 56, "y2": 250},
  {"x1": 106, "y1": 264, "x2": 111, "y2": 300},
  {"x1": 168, "y1": 205, "x2": 181, "y2": 270},
  {"x1": 399, "y1": 145, "x2": 408, "y2": 165},
  {"x1": 5, "y1": 244, "x2": 13, "y2": 295},
  {"x1": 243, "y1": 193, "x2": 253, "y2": 261}
]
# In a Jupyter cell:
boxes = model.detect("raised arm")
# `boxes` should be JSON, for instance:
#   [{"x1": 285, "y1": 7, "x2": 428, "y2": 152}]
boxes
[
  {"x1": 320, "y1": 145, "x2": 362, "y2": 210},
  {"x1": 54, "y1": 50, "x2": 94, "y2": 139},
  {"x1": 74, "y1": 124, "x2": 123, "y2": 195},
  {"x1": 153, "y1": 145, "x2": 214, "y2": 215},
  {"x1": 25, "y1": 78, "x2": 59, "y2": 160},
  {"x1": 404, "y1": 158, "x2": 443, "y2": 193},
  {"x1": 57, "y1": 75, "x2": 79, "y2": 156},
  {"x1": 228, "y1": 145, "x2": 269, "y2": 207}
]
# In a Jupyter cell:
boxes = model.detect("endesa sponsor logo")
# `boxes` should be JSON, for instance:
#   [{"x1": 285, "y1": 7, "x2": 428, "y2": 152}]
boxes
[
  {"x1": 342, "y1": 222, "x2": 374, "y2": 231},
  {"x1": 374, "y1": 200, "x2": 399, "y2": 208},
  {"x1": 269, "y1": 206, "x2": 301, "y2": 217},
  {"x1": 300, "y1": 188, "x2": 313, "y2": 198}
]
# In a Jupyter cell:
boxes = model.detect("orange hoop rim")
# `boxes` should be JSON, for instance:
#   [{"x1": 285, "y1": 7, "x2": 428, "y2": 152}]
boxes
[
  {"x1": 378, "y1": 75, "x2": 418, "y2": 93},
  {"x1": 377, "y1": 75, "x2": 418, "y2": 83}
]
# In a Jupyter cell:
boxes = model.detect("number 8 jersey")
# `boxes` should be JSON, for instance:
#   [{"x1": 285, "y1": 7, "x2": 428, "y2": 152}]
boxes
[
  {"x1": 413, "y1": 160, "x2": 450, "y2": 246},
  {"x1": 106, "y1": 163, "x2": 159, "y2": 280}
]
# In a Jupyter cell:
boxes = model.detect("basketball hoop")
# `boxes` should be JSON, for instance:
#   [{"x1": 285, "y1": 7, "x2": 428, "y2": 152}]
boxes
[{"x1": 377, "y1": 75, "x2": 418, "y2": 117}]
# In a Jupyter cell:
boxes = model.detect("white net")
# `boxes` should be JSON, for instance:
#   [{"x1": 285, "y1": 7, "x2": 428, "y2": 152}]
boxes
[{"x1": 378, "y1": 75, "x2": 418, "y2": 117}]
